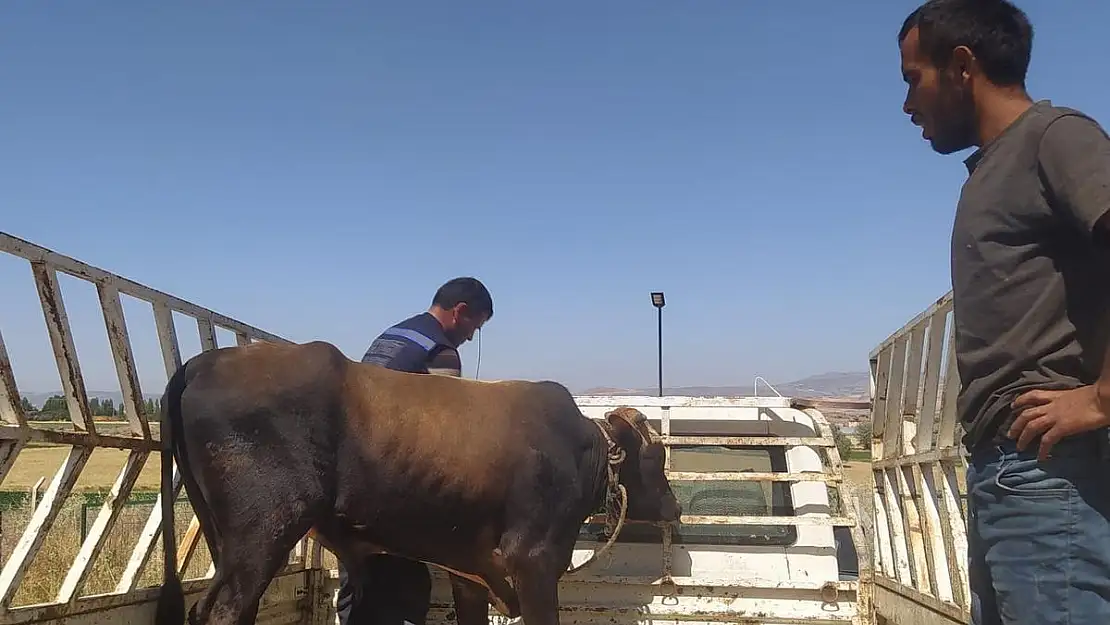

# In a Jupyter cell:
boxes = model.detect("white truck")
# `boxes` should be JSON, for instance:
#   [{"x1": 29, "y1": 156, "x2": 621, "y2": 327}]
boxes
[{"x1": 0, "y1": 230, "x2": 962, "y2": 624}]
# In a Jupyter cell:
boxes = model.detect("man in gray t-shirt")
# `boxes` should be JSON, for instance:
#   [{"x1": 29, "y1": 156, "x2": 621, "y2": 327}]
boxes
[{"x1": 899, "y1": 1, "x2": 1110, "y2": 623}]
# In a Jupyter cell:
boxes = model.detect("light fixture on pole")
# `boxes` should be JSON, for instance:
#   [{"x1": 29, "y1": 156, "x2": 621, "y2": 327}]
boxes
[{"x1": 651, "y1": 292, "x2": 665, "y2": 397}]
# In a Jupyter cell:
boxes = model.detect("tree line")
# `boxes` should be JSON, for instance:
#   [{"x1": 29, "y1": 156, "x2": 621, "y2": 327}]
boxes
[
  {"x1": 19, "y1": 395, "x2": 163, "y2": 421},
  {"x1": 831, "y1": 422, "x2": 872, "y2": 460}
]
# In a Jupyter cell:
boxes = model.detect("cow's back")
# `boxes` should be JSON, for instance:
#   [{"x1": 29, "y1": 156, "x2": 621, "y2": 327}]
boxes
[
  {"x1": 339, "y1": 369, "x2": 592, "y2": 491},
  {"x1": 339, "y1": 372, "x2": 593, "y2": 501}
]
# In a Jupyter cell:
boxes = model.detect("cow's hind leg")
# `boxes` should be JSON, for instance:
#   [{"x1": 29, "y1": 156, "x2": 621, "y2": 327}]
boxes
[{"x1": 188, "y1": 503, "x2": 312, "y2": 625}]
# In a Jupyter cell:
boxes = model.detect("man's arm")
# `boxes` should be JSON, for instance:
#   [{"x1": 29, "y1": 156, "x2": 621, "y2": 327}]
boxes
[
  {"x1": 1039, "y1": 114, "x2": 1110, "y2": 396},
  {"x1": 1039, "y1": 113, "x2": 1110, "y2": 243},
  {"x1": 427, "y1": 346, "x2": 462, "y2": 377},
  {"x1": 1008, "y1": 115, "x2": 1110, "y2": 459}
]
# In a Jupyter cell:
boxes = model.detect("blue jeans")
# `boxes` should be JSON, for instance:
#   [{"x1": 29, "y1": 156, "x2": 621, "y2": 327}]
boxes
[{"x1": 967, "y1": 433, "x2": 1110, "y2": 624}]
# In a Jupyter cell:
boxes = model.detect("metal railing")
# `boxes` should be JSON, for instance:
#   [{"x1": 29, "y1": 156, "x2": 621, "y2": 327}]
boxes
[
  {"x1": 753, "y1": 376, "x2": 785, "y2": 398},
  {"x1": 868, "y1": 291, "x2": 969, "y2": 624},
  {"x1": 0, "y1": 231, "x2": 295, "y2": 618},
  {"x1": 563, "y1": 395, "x2": 874, "y2": 624}
]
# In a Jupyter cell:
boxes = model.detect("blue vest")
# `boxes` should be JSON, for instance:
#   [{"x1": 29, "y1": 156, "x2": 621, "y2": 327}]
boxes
[{"x1": 360, "y1": 312, "x2": 453, "y2": 374}]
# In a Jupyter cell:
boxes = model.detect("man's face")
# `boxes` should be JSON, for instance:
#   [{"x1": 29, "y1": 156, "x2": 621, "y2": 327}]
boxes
[
  {"x1": 900, "y1": 27, "x2": 977, "y2": 155},
  {"x1": 444, "y1": 303, "x2": 488, "y2": 347}
]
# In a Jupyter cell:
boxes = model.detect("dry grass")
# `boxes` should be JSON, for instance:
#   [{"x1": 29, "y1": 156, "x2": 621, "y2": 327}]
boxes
[
  {"x1": 0, "y1": 428, "x2": 214, "y2": 608},
  {"x1": 0, "y1": 495, "x2": 215, "y2": 607},
  {"x1": 0, "y1": 430, "x2": 322, "y2": 609}
]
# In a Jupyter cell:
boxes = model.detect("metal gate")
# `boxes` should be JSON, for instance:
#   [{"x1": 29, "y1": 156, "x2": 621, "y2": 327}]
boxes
[
  {"x1": 0, "y1": 231, "x2": 309, "y2": 623},
  {"x1": 868, "y1": 293, "x2": 970, "y2": 625}
]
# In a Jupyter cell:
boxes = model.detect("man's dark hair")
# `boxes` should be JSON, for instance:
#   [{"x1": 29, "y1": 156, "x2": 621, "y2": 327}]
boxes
[
  {"x1": 432, "y1": 277, "x2": 493, "y2": 319},
  {"x1": 899, "y1": 0, "x2": 1033, "y2": 87}
]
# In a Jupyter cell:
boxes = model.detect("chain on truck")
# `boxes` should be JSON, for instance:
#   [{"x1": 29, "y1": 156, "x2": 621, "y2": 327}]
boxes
[{"x1": 0, "y1": 231, "x2": 885, "y2": 624}]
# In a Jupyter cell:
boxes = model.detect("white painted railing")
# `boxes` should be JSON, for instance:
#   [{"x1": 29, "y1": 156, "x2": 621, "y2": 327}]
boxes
[{"x1": 868, "y1": 292, "x2": 969, "y2": 625}]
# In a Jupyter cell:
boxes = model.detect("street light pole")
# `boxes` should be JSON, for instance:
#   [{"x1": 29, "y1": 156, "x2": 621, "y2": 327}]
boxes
[{"x1": 651, "y1": 292, "x2": 665, "y2": 397}]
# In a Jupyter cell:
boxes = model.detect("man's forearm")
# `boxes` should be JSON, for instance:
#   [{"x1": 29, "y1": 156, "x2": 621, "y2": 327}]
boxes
[
  {"x1": 428, "y1": 367, "x2": 462, "y2": 377},
  {"x1": 1095, "y1": 213, "x2": 1110, "y2": 406},
  {"x1": 1097, "y1": 338, "x2": 1110, "y2": 405},
  {"x1": 426, "y1": 347, "x2": 463, "y2": 378}
]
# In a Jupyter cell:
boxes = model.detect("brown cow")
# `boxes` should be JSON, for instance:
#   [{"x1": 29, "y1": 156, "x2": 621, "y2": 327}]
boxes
[{"x1": 154, "y1": 340, "x2": 681, "y2": 625}]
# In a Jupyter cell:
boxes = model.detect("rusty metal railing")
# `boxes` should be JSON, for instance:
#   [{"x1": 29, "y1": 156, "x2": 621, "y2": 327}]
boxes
[
  {"x1": 0, "y1": 231, "x2": 294, "y2": 616},
  {"x1": 868, "y1": 291, "x2": 970, "y2": 624}
]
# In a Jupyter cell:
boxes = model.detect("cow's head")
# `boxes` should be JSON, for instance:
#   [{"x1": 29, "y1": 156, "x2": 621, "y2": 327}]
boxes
[{"x1": 604, "y1": 407, "x2": 682, "y2": 524}]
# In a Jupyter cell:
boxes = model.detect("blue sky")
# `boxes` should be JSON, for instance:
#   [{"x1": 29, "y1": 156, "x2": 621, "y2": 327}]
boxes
[{"x1": 2, "y1": 1, "x2": 1108, "y2": 395}]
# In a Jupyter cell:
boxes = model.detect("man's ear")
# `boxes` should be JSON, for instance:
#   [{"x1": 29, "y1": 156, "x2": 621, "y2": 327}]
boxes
[{"x1": 951, "y1": 45, "x2": 975, "y2": 81}]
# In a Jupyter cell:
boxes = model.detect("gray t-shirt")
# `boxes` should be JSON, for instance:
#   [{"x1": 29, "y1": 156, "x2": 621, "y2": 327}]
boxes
[{"x1": 952, "y1": 99, "x2": 1110, "y2": 451}]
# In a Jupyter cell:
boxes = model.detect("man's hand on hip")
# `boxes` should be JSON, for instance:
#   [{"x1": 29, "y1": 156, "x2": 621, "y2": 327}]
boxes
[{"x1": 1009, "y1": 386, "x2": 1110, "y2": 461}]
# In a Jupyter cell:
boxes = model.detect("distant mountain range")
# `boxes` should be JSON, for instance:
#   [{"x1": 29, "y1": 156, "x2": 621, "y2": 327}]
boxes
[
  {"x1": 579, "y1": 371, "x2": 870, "y2": 400},
  {"x1": 20, "y1": 371, "x2": 870, "y2": 409}
]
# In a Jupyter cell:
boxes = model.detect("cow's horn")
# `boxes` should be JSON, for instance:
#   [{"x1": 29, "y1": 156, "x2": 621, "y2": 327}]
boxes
[{"x1": 605, "y1": 407, "x2": 659, "y2": 445}]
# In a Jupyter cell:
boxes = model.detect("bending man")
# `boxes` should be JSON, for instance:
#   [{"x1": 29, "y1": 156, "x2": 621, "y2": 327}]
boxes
[{"x1": 337, "y1": 276, "x2": 493, "y2": 625}]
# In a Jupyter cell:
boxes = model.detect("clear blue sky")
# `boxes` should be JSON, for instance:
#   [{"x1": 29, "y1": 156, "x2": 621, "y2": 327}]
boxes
[{"x1": 1, "y1": 1, "x2": 1107, "y2": 395}]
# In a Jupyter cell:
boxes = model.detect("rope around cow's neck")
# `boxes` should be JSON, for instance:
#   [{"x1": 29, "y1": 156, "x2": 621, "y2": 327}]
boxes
[{"x1": 565, "y1": 422, "x2": 630, "y2": 575}]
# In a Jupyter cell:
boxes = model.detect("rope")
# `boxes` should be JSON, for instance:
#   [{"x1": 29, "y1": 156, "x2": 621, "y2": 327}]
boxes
[
  {"x1": 566, "y1": 481, "x2": 627, "y2": 575},
  {"x1": 565, "y1": 422, "x2": 630, "y2": 575}
]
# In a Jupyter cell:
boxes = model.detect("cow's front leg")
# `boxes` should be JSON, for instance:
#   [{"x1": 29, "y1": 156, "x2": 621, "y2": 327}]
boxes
[
  {"x1": 508, "y1": 546, "x2": 565, "y2": 625},
  {"x1": 449, "y1": 574, "x2": 490, "y2": 625}
]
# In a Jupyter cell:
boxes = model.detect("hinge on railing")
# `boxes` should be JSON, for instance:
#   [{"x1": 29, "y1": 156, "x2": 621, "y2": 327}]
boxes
[{"x1": 659, "y1": 523, "x2": 679, "y2": 605}]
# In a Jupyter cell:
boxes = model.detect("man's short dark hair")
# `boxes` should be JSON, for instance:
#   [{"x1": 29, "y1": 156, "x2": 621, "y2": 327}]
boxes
[
  {"x1": 899, "y1": 0, "x2": 1033, "y2": 87},
  {"x1": 432, "y1": 277, "x2": 493, "y2": 319}
]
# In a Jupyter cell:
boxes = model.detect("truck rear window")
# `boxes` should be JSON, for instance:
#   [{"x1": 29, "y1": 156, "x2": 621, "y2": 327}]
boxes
[{"x1": 580, "y1": 444, "x2": 798, "y2": 546}]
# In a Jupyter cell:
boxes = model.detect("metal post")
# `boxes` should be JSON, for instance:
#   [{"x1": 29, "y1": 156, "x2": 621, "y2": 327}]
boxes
[
  {"x1": 657, "y1": 306, "x2": 663, "y2": 397},
  {"x1": 650, "y1": 292, "x2": 666, "y2": 398}
]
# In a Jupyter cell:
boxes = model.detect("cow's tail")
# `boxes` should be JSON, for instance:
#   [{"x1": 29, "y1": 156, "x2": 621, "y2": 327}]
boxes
[{"x1": 154, "y1": 362, "x2": 189, "y2": 625}]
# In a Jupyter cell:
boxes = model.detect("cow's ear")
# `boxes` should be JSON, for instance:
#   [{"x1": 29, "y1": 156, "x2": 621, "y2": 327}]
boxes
[{"x1": 640, "y1": 441, "x2": 666, "y2": 472}]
